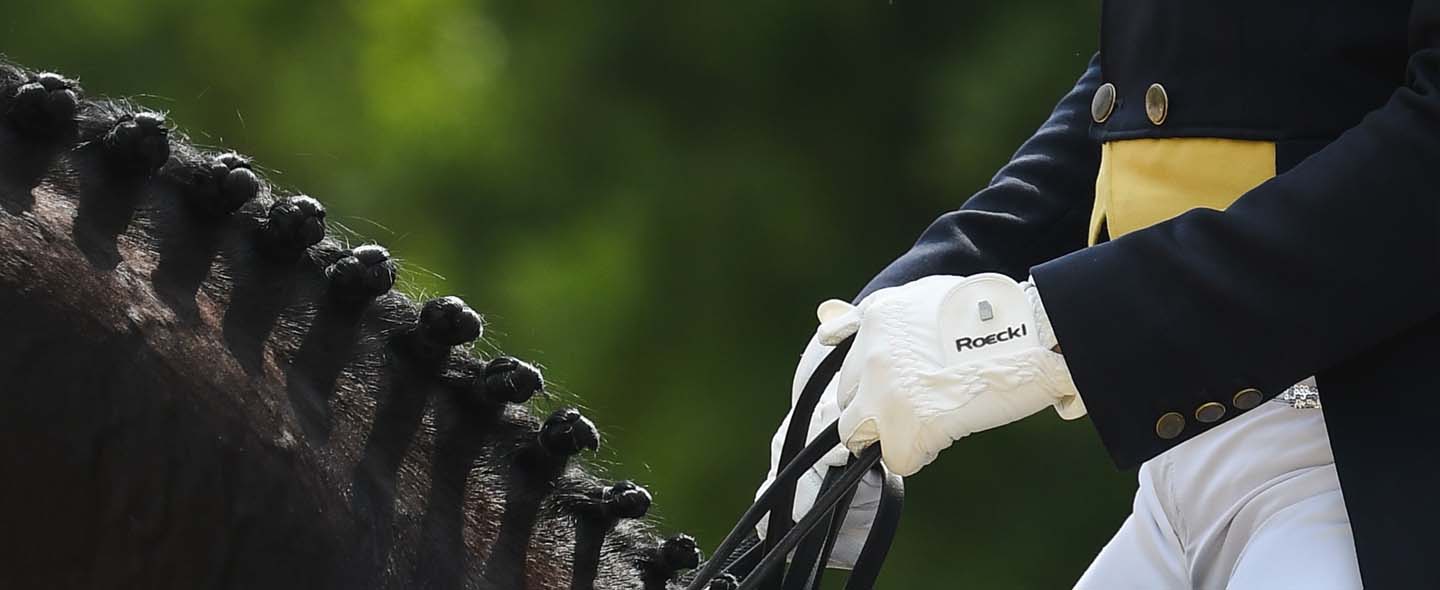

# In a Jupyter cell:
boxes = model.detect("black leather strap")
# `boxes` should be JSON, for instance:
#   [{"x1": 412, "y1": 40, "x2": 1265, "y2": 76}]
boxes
[
  {"x1": 738, "y1": 444, "x2": 882, "y2": 590},
  {"x1": 686, "y1": 335, "x2": 904, "y2": 590},
  {"x1": 763, "y1": 336, "x2": 855, "y2": 555},
  {"x1": 845, "y1": 466, "x2": 903, "y2": 590},
  {"x1": 719, "y1": 534, "x2": 763, "y2": 580},
  {"x1": 684, "y1": 422, "x2": 843, "y2": 590},
  {"x1": 782, "y1": 466, "x2": 852, "y2": 590}
]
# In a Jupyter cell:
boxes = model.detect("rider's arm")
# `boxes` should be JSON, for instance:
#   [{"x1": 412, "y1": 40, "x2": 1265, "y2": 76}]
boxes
[
  {"x1": 1031, "y1": 3, "x2": 1440, "y2": 468},
  {"x1": 857, "y1": 53, "x2": 1103, "y2": 299}
]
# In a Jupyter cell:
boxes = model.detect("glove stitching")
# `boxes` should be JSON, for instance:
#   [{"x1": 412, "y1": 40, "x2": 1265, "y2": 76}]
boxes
[{"x1": 881, "y1": 296, "x2": 929, "y2": 473}]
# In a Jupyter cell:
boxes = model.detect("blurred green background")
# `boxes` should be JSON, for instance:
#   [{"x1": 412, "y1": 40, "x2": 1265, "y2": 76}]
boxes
[{"x1": 4, "y1": 1, "x2": 1136, "y2": 587}]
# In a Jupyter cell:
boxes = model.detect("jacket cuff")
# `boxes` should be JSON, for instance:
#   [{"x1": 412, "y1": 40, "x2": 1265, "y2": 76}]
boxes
[{"x1": 1028, "y1": 250, "x2": 1292, "y2": 469}]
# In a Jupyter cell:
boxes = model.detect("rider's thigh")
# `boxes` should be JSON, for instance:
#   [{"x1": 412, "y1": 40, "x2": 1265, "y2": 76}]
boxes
[
  {"x1": 1224, "y1": 489, "x2": 1362, "y2": 590},
  {"x1": 1074, "y1": 468, "x2": 1188, "y2": 590}
]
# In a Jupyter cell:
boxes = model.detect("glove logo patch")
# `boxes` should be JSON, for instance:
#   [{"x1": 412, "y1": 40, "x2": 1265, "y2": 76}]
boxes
[{"x1": 955, "y1": 323, "x2": 1028, "y2": 352}]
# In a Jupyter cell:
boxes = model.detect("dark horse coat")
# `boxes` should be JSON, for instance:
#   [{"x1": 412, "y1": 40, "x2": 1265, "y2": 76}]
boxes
[
  {"x1": 860, "y1": 0, "x2": 1440, "y2": 586},
  {"x1": 0, "y1": 60, "x2": 700, "y2": 589}
]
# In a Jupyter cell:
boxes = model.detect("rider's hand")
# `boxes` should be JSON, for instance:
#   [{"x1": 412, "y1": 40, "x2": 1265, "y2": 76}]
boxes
[
  {"x1": 821, "y1": 273, "x2": 1086, "y2": 477},
  {"x1": 754, "y1": 333, "x2": 892, "y2": 570}
]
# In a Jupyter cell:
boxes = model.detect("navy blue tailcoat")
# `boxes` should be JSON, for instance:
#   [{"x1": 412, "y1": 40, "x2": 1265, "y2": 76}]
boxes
[{"x1": 859, "y1": 1, "x2": 1440, "y2": 585}]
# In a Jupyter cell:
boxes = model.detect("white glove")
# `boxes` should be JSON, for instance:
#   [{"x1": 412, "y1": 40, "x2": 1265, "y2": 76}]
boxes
[
  {"x1": 753, "y1": 332, "x2": 895, "y2": 569},
  {"x1": 820, "y1": 273, "x2": 1085, "y2": 477}
]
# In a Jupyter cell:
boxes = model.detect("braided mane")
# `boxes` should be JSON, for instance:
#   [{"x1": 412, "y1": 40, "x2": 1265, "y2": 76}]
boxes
[{"x1": 0, "y1": 58, "x2": 704, "y2": 589}]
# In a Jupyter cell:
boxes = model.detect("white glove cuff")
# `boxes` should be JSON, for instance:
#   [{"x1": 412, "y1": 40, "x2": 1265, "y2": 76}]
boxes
[
  {"x1": 1024, "y1": 278, "x2": 1087, "y2": 420},
  {"x1": 1022, "y1": 278, "x2": 1058, "y2": 352}
]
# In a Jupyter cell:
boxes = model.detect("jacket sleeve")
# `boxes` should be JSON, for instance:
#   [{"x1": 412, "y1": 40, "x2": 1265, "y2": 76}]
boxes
[
  {"x1": 1031, "y1": 3, "x2": 1440, "y2": 468},
  {"x1": 856, "y1": 54, "x2": 1103, "y2": 299}
]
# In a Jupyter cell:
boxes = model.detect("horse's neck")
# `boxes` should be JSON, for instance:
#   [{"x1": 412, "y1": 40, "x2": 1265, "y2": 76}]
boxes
[{"x1": 0, "y1": 59, "x2": 696, "y2": 590}]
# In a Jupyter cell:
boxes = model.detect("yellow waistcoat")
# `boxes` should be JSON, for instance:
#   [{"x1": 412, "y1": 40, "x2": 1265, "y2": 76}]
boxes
[{"x1": 1090, "y1": 138, "x2": 1277, "y2": 245}]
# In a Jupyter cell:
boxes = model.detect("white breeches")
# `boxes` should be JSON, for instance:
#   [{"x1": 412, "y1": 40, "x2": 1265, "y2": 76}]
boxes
[{"x1": 1074, "y1": 401, "x2": 1361, "y2": 590}]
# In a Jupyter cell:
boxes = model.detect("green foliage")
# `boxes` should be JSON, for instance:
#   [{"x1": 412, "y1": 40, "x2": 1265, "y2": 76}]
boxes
[{"x1": 4, "y1": 1, "x2": 1134, "y2": 586}]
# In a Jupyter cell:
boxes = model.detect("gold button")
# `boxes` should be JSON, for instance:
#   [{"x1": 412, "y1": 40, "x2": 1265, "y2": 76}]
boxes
[
  {"x1": 1091, "y1": 82, "x2": 1117, "y2": 123},
  {"x1": 1155, "y1": 412, "x2": 1185, "y2": 440},
  {"x1": 1233, "y1": 388, "x2": 1263, "y2": 409},
  {"x1": 1145, "y1": 83, "x2": 1168, "y2": 125},
  {"x1": 1195, "y1": 402, "x2": 1226, "y2": 423}
]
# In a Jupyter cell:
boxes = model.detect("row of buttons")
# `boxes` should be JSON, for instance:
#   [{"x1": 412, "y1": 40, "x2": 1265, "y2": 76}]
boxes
[
  {"x1": 1154, "y1": 388, "x2": 1263, "y2": 440},
  {"x1": 1091, "y1": 82, "x2": 1169, "y2": 126}
]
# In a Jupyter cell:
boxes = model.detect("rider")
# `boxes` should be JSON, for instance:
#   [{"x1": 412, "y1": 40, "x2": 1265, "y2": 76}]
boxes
[{"x1": 761, "y1": 1, "x2": 1440, "y2": 587}]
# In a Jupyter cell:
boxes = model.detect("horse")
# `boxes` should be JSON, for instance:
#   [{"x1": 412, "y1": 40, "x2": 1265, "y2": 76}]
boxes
[{"x1": 0, "y1": 58, "x2": 728, "y2": 590}]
